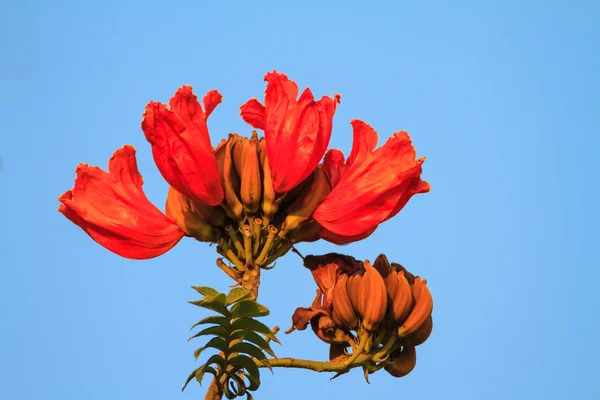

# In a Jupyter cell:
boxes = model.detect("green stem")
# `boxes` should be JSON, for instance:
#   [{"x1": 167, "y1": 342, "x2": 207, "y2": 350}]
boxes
[
  {"x1": 342, "y1": 332, "x2": 370, "y2": 368},
  {"x1": 255, "y1": 354, "x2": 371, "y2": 372}
]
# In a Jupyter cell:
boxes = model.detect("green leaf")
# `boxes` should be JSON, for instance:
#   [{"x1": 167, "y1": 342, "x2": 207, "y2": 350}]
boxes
[
  {"x1": 188, "y1": 325, "x2": 227, "y2": 342},
  {"x1": 229, "y1": 355, "x2": 260, "y2": 388},
  {"x1": 225, "y1": 371, "x2": 247, "y2": 397},
  {"x1": 191, "y1": 286, "x2": 220, "y2": 297},
  {"x1": 229, "y1": 300, "x2": 270, "y2": 318},
  {"x1": 193, "y1": 336, "x2": 227, "y2": 360},
  {"x1": 182, "y1": 367, "x2": 199, "y2": 391},
  {"x1": 223, "y1": 379, "x2": 237, "y2": 400},
  {"x1": 243, "y1": 372, "x2": 261, "y2": 392},
  {"x1": 230, "y1": 330, "x2": 275, "y2": 357},
  {"x1": 226, "y1": 287, "x2": 253, "y2": 306},
  {"x1": 230, "y1": 318, "x2": 280, "y2": 344},
  {"x1": 190, "y1": 315, "x2": 229, "y2": 331},
  {"x1": 205, "y1": 354, "x2": 227, "y2": 371},
  {"x1": 229, "y1": 342, "x2": 271, "y2": 371},
  {"x1": 196, "y1": 365, "x2": 217, "y2": 386},
  {"x1": 189, "y1": 297, "x2": 229, "y2": 316},
  {"x1": 205, "y1": 292, "x2": 227, "y2": 304}
]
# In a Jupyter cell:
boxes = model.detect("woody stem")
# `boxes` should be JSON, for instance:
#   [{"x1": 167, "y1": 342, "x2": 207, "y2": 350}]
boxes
[{"x1": 204, "y1": 263, "x2": 261, "y2": 400}]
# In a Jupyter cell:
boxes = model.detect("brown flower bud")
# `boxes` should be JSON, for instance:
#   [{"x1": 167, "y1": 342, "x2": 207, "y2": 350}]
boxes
[
  {"x1": 165, "y1": 187, "x2": 217, "y2": 242},
  {"x1": 357, "y1": 260, "x2": 387, "y2": 331},
  {"x1": 258, "y1": 138, "x2": 277, "y2": 218},
  {"x1": 346, "y1": 273, "x2": 363, "y2": 313},
  {"x1": 397, "y1": 278, "x2": 433, "y2": 337},
  {"x1": 402, "y1": 315, "x2": 433, "y2": 347},
  {"x1": 385, "y1": 270, "x2": 414, "y2": 326},
  {"x1": 279, "y1": 167, "x2": 331, "y2": 236},
  {"x1": 239, "y1": 135, "x2": 262, "y2": 213},
  {"x1": 331, "y1": 274, "x2": 358, "y2": 330},
  {"x1": 384, "y1": 346, "x2": 417, "y2": 378},
  {"x1": 391, "y1": 262, "x2": 415, "y2": 284},
  {"x1": 373, "y1": 254, "x2": 392, "y2": 278},
  {"x1": 216, "y1": 134, "x2": 244, "y2": 220},
  {"x1": 288, "y1": 220, "x2": 321, "y2": 244}
]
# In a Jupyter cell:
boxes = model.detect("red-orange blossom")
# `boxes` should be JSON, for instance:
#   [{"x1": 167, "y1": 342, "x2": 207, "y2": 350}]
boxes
[{"x1": 58, "y1": 71, "x2": 429, "y2": 259}]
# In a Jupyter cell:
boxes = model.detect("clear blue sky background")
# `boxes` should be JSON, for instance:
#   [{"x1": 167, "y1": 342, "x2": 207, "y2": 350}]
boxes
[{"x1": 1, "y1": 1, "x2": 598, "y2": 399}]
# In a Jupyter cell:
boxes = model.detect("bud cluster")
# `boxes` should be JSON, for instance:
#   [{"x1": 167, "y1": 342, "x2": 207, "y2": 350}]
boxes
[
  {"x1": 287, "y1": 253, "x2": 433, "y2": 379},
  {"x1": 166, "y1": 132, "x2": 331, "y2": 292}
]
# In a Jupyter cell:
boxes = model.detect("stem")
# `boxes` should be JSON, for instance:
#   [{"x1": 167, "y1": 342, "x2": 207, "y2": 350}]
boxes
[
  {"x1": 255, "y1": 354, "x2": 371, "y2": 372},
  {"x1": 205, "y1": 379, "x2": 223, "y2": 400},
  {"x1": 343, "y1": 332, "x2": 370, "y2": 368}
]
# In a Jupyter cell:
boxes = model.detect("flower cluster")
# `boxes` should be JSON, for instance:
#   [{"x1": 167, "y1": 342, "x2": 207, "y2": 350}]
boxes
[
  {"x1": 58, "y1": 72, "x2": 429, "y2": 269},
  {"x1": 287, "y1": 253, "x2": 433, "y2": 378}
]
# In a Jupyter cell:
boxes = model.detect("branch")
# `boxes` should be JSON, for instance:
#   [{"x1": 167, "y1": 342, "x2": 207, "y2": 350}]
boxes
[{"x1": 255, "y1": 353, "x2": 373, "y2": 373}]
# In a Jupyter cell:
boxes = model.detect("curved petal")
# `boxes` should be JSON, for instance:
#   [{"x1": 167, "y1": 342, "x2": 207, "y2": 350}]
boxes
[
  {"x1": 319, "y1": 225, "x2": 378, "y2": 245},
  {"x1": 321, "y1": 149, "x2": 346, "y2": 188},
  {"x1": 141, "y1": 86, "x2": 224, "y2": 206},
  {"x1": 240, "y1": 71, "x2": 340, "y2": 194},
  {"x1": 58, "y1": 145, "x2": 184, "y2": 259},
  {"x1": 313, "y1": 122, "x2": 428, "y2": 237},
  {"x1": 239, "y1": 98, "x2": 265, "y2": 130},
  {"x1": 347, "y1": 119, "x2": 378, "y2": 167}
]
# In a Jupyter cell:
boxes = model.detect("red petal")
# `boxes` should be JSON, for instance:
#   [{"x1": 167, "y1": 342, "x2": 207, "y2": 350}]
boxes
[
  {"x1": 319, "y1": 226, "x2": 378, "y2": 245},
  {"x1": 313, "y1": 126, "x2": 427, "y2": 237},
  {"x1": 202, "y1": 89, "x2": 222, "y2": 118},
  {"x1": 58, "y1": 146, "x2": 184, "y2": 259},
  {"x1": 347, "y1": 119, "x2": 378, "y2": 167},
  {"x1": 321, "y1": 149, "x2": 346, "y2": 188},
  {"x1": 239, "y1": 98, "x2": 265, "y2": 130},
  {"x1": 141, "y1": 86, "x2": 224, "y2": 206},
  {"x1": 260, "y1": 71, "x2": 339, "y2": 194}
]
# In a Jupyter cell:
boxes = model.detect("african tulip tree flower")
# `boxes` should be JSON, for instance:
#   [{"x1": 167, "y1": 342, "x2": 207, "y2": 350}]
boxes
[
  {"x1": 313, "y1": 119, "x2": 430, "y2": 243},
  {"x1": 240, "y1": 71, "x2": 341, "y2": 194},
  {"x1": 59, "y1": 72, "x2": 429, "y2": 273},
  {"x1": 142, "y1": 85, "x2": 224, "y2": 206},
  {"x1": 58, "y1": 145, "x2": 184, "y2": 259}
]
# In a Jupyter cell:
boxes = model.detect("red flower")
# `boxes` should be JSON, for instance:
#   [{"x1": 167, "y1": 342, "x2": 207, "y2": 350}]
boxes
[
  {"x1": 240, "y1": 71, "x2": 341, "y2": 194},
  {"x1": 313, "y1": 120, "x2": 430, "y2": 243},
  {"x1": 58, "y1": 145, "x2": 184, "y2": 259},
  {"x1": 303, "y1": 253, "x2": 364, "y2": 308},
  {"x1": 141, "y1": 86, "x2": 224, "y2": 206}
]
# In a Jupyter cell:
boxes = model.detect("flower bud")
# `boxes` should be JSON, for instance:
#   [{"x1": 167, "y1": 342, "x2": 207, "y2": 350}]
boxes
[
  {"x1": 357, "y1": 260, "x2": 387, "y2": 331},
  {"x1": 397, "y1": 277, "x2": 433, "y2": 337},
  {"x1": 258, "y1": 138, "x2": 277, "y2": 218},
  {"x1": 373, "y1": 254, "x2": 392, "y2": 278},
  {"x1": 384, "y1": 346, "x2": 417, "y2": 378},
  {"x1": 402, "y1": 315, "x2": 433, "y2": 347},
  {"x1": 279, "y1": 167, "x2": 331, "y2": 236},
  {"x1": 331, "y1": 274, "x2": 358, "y2": 330},
  {"x1": 386, "y1": 270, "x2": 414, "y2": 326},
  {"x1": 346, "y1": 273, "x2": 363, "y2": 313},
  {"x1": 165, "y1": 187, "x2": 217, "y2": 242},
  {"x1": 215, "y1": 134, "x2": 244, "y2": 220},
  {"x1": 239, "y1": 135, "x2": 262, "y2": 213}
]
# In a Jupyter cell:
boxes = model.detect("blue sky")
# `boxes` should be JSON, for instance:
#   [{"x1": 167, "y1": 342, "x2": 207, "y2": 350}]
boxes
[{"x1": 1, "y1": 1, "x2": 598, "y2": 399}]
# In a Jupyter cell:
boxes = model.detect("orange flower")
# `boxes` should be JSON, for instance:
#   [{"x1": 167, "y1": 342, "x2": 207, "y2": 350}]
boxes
[
  {"x1": 58, "y1": 146, "x2": 184, "y2": 259},
  {"x1": 304, "y1": 253, "x2": 363, "y2": 308},
  {"x1": 141, "y1": 86, "x2": 224, "y2": 206},
  {"x1": 240, "y1": 71, "x2": 340, "y2": 194},
  {"x1": 313, "y1": 120, "x2": 430, "y2": 243}
]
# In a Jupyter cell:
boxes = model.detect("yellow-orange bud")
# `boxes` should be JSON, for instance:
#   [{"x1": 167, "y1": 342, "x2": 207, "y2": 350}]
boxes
[
  {"x1": 165, "y1": 187, "x2": 217, "y2": 242},
  {"x1": 331, "y1": 274, "x2": 358, "y2": 330},
  {"x1": 397, "y1": 278, "x2": 433, "y2": 337},
  {"x1": 384, "y1": 346, "x2": 417, "y2": 378},
  {"x1": 357, "y1": 260, "x2": 387, "y2": 331}
]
